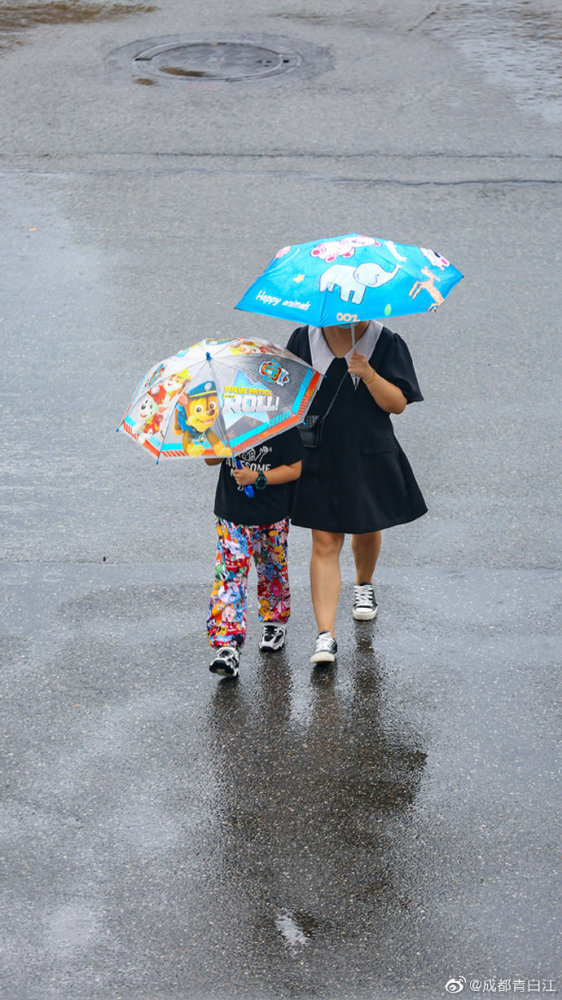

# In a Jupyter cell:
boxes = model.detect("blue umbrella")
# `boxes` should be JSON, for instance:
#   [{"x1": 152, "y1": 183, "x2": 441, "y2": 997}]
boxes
[{"x1": 236, "y1": 233, "x2": 463, "y2": 337}]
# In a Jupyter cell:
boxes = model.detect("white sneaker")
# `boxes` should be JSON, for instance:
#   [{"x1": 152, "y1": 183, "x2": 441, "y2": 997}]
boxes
[
  {"x1": 352, "y1": 583, "x2": 378, "y2": 621},
  {"x1": 310, "y1": 631, "x2": 338, "y2": 663},
  {"x1": 259, "y1": 624, "x2": 286, "y2": 652},
  {"x1": 209, "y1": 646, "x2": 240, "y2": 678}
]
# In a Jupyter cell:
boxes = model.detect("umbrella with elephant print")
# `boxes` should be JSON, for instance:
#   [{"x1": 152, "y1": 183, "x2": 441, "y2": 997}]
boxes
[
  {"x1": 117, "y1": 336, "x2": 322, "y2": 464},
  {"x1": 235, "y1": 233, "x2": 463, "y2": 336}
]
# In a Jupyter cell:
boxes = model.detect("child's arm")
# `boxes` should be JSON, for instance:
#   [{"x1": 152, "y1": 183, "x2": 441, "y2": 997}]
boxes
[
  {"x1": 204, "y1": 457, "x2": 225, "y2": 466},
  {"x1": 233, "y1": 461, "x2": 302, "y2": 488}
]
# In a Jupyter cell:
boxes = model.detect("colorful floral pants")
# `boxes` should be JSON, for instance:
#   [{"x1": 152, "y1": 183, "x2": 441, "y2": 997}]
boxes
[{"x1": 207, "y1": 517, "x2": 291, "y2": 649}]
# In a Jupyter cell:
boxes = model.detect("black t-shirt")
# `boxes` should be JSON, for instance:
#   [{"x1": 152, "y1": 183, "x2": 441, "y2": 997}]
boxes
[{"x1": 213, "y1": 428, "x2": 303, "y2": 526}]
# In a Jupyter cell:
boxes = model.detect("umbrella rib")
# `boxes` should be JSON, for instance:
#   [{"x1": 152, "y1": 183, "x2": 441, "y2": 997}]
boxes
[{"x1": 204, "y1": 348, "x2": 235, "y2": 457}]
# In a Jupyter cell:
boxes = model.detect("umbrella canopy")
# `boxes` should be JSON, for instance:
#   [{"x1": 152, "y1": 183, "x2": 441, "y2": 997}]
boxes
[
  {"x1": 117, "y1": 337, "x2": 323, "y2": 463},
  {"x1": 235, "y1": 233, "x2": 463, "y2": 326}
]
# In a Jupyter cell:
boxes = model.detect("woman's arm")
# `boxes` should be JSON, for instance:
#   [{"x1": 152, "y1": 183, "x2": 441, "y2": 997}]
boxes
[
  {"x1": 204, "y1": 457, "x2": 225, "y2": 466},
  {"x1": 233, "y1": 460, "x2": 302, "y2": 487},
  {"x1": 347, "y1": 350, "x2": 407, "y2": 414}
]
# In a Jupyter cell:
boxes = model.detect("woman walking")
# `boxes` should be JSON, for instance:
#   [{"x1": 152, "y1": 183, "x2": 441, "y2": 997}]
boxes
[{"x1": 286, "y1": 320, "x2": 427, "y2": 663}]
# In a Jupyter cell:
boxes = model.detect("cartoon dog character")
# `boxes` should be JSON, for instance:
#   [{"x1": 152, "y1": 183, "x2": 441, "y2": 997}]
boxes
[
  {"x1": 148, "y1": 369, "x2": 190, "y2": 406},
  {"x1": 174, "y1": 381, "x2": 230, "y2": 457},
  {"x1": 229, "y1": 340, "x2": 261, "y2": 356},
  {"x1": 230, "y1": 340, "x2": 273, "y2": 356},
  {"x1": 132, "y1": 395, "x2": 164, "y2": 443}
]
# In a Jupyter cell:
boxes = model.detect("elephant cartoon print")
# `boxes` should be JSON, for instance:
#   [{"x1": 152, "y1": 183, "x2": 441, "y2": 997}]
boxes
[{"x1": 319, "y1": 261, "x2": 400, "y2": 305}]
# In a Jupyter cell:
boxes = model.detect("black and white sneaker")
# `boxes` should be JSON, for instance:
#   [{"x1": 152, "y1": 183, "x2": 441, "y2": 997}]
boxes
[
  {"x1": 310, "y1": 631, "x2": 338, "y2": 664},
  {"x1": 352, "y1": 583, "x2": 378, "y2": 621},
  {"x1": 209, "y1": 645, "x2": 240, "y2": 678},
  {"x1": 259, "y1": 623, "x2": 286, "y2": 652}
]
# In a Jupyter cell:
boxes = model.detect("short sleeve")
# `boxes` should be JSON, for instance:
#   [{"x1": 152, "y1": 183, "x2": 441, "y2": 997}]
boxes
[
  {"x1": 373, "y1": 330, "x2": 424, "y2": 404},
  {"x1": 286, "y1": 326, "x2": 311, "y2": 365},
  {"x1": 279, "y1": 427, "x2": 304, "y2": 465}
]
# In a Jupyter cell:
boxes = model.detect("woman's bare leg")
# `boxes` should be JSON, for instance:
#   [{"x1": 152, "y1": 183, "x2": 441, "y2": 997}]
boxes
[
  {"x1": 310, "y1": 529, "x2": 345, "y2": 635},
  {"x1": 351, "y1": 531, "x2": 382, "y2": 584}
]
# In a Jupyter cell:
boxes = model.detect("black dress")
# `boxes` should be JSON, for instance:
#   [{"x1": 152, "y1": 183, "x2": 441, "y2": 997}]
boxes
[{"x1": 286, "y1": 326, "x2": 428, "y2": 534}]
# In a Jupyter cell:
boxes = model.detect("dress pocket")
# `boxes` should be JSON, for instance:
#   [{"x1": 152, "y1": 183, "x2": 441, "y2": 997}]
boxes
[{"x1": 359, "y1": 432, "x2": 397, "y2": 455}]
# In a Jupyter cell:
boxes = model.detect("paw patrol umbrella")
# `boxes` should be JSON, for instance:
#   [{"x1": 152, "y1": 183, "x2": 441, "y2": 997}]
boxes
[
  {"x1": 235, "y1": 233, "x2": 463, "y2": 330},
  {"x1": 117, "y1": 337, "x2": 322, "y2": 463}
]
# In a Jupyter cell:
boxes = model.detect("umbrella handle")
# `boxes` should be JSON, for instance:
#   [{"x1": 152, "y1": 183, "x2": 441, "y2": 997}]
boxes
[{"x1": 235, "y1": 458, "x2": 254, "y2": 498}]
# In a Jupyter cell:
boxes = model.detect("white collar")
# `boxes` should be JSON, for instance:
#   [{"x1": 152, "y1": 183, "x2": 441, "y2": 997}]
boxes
[{"x1": 308, "y1": 321, "x2": 383, "y2": 378}]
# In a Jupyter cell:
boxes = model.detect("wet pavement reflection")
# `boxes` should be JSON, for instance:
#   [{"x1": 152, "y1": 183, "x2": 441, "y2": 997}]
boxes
[
  {"x1": 207, "y1": 641, "x2": 427, "y2": 970},
  {"x1": 1, "y1": 564, "x2": 558, "y2": 997}
]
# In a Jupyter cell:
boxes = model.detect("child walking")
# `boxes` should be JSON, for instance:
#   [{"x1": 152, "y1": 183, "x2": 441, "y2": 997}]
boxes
[{"x1": 205, "y1": 428, "x2": 303, "y2": 679}]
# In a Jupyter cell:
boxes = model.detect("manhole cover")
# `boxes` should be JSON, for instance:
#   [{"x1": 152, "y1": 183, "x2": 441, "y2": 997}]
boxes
[
  {"x1": 135, "y1": 41, "x2": 300, "y2": 81},
  {"x1": 107, "y1": 34, "x2": 332, "y2": 85}
]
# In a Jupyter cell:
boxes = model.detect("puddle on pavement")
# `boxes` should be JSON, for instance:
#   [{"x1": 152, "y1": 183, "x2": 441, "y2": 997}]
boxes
[
  {"x1": 418, "y1": 0, "x2": 562, "y2": 123},
  {"x1": 0, "y1": 1, "x2": 155, "y2": 52},
  {"x1": 278, "y1": 2, "x2": 562, "y2": 124}
]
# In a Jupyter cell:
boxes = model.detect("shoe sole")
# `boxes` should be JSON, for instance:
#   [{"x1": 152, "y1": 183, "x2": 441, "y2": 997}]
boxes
[
  {"x1": 353, "y1": 606, "x2": 378, "y2": 621},
  {"x1": 310, "y1": 651, "x2": 337, "y2": 663},
  {"x1": 209, "y1": 663, "x2": 239, "y2": 678},
  {"x1": 259, "y1": 642, "x2": 285, "y2": 652}
]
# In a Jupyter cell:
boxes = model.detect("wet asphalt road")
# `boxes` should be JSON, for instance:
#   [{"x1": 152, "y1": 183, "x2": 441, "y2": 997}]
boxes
[{"x1": 0, "y1": 2, "x2": 560, "y2": 999}]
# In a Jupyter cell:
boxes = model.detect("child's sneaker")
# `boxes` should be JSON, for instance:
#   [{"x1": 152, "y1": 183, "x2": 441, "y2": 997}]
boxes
[
  {"x1": 310, "y1": 631, "x2": 337, "y2": 663},
  {"x1": 209, "y1": 645, "x2": 240, "y2": 678},
  {"x1": 259, "y1": 623, "x2": 286, "y2": 652},
  {"x1": 352, "y1": 583, "x2": 378, "y2": 621}
]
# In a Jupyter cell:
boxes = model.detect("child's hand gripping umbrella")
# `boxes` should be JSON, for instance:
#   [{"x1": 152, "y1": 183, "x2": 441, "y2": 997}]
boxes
[{"x1": 234, "y1": 457, "x2": 254, "y2": 498}]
